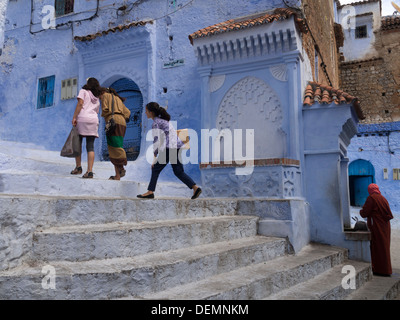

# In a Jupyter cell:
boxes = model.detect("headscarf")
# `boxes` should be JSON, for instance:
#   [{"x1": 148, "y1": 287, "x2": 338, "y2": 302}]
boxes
[{"x1": 368, "y1": 183, "x2": 381, "y2": 196}]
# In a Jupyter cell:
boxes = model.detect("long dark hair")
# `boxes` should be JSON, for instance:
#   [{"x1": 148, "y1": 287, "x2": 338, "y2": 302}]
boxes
[
  {"x1": 146, "y1": 102, "x2": 171, "y2": 121},
  {"x1": 103, "y1": 87, "x2": 126, "y2": 102},
  {"x1": 82, "y1": 77, "x2": 103, "y2": 97},
  {"x1": 83, "y1": 78, "x2": 126, "y2": 102}
]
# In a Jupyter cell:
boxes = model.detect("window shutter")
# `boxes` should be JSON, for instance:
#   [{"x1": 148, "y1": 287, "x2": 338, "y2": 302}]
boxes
[
  {"x1": 394, "y1": 169, "x2": 400, "y2": 180},
  {"x1": 61, "y1": 77, "x2": 78, "y2": 100},
  {"x1": 37, "y1": 76, "x2": 55, "y2": 109}
]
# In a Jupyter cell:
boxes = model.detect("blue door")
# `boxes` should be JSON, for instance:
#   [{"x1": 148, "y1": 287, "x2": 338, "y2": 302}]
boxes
[
  {"x1": 349, "y1": 160, "x2": 375, "y2": 207},
  {"x1": 353, "y1": 176, "x2": 373, "y2": 206},
  {"x1": 101, "y1": 78, "x2": 143, "y2": 161}
]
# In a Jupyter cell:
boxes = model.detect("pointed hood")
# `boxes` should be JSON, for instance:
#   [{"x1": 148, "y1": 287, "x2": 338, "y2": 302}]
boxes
[{"x1": 86, "y1": 89, "x2": 99, "y2": 103}]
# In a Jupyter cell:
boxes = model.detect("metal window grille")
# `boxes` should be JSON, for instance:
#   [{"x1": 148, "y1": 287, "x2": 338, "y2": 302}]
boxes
[
  {"x1": 55, "y1": 0, "x2": 74, "y2": 17},
  {"x1": 355, "y1": 25, "x2": 368, "y2": 39},
  {"x1": 37, "y1": 76, "x2": 55, "y2": 109}
]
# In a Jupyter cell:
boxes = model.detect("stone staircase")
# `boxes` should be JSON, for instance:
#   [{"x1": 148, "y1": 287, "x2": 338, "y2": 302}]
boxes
[{"x1": 0, "y1": 140, "x2": 399, "y2": 300}]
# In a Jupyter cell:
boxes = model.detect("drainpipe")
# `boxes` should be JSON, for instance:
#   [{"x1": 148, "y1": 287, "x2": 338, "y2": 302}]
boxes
[{"x1": 0, "y1": 0, "x2": 7, "y2": 51}]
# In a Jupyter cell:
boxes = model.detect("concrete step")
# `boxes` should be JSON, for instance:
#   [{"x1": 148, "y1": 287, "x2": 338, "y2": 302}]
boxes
[
  {"x1": 0, "y1": 141, "x2": 60, "y2": 163},
  {"x1": 32, "y1": 215, "x2": 259, "y2": 262},
  {"x1": 346, "y1": 269, "x2": 400, "y2": 300},
  {"x1": 0, "y1": 150, "x2": 147, "y2": 181},
  {"x1": 0, "y1": 236, "x2": 289, "y2": 300},
  {"x1": 0, "y1": 145, "x2": 112, "y2": 177},
  {"x1": 0, "y1": 140, "x2": 194, "y2": 198},
  {"x1": 0, "y1": 171, "x2": 190, "y2": 198},
  {"x1": 0, "y1": 195, "x2": 238, "y2": 227},
  {"x1": 264, "y1": 261, "x2": 371, "y2": 300},
  {"x1": 134, "y1": 243, "x2": 348, "y2": 300}
]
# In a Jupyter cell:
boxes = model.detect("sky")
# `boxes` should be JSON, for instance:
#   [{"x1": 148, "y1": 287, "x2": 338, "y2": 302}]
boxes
[{"x1": 339, "y1": 0, "x2": 399, "y2": 16}]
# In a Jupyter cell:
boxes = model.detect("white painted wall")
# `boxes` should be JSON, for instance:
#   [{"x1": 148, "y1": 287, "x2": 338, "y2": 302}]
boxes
[{"x1": 338, "y1": 1, "x2": 381, "y2": 61}]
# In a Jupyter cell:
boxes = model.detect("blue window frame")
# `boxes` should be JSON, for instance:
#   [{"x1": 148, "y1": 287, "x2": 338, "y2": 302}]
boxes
[{"x1": 37, "y1": 75, "x2": 55, "y2": 109}]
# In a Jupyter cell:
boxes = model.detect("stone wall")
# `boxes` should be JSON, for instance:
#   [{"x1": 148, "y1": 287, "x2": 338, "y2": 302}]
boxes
[
  {"x1": 302, "y1": 0, "x2": 340, "y2": 87},
  {"x1": 348, "y1": 126, "x2": 400, "y2": 229},
  {"x1": 340, "y1": 57, "x2": 398, "y2": 123},
  {"x1": 339, "y1": 17, "x2": 400, "y2": 124}
]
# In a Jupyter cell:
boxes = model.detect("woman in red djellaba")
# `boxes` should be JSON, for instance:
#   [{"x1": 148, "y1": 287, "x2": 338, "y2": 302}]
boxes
[{"x1": 360, "y1": 183, "x2": 394, "y2": 276}]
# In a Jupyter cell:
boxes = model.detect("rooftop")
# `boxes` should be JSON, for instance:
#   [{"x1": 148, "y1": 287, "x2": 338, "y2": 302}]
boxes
[
  {"x1": 337, "y1": 0, "x2": 382, "y2": 9},
  {"x1": 381, "y1": 15, "x2": 400, "y2": 31},
  {"x1": 189, "y1": 8, "x2": 308, "y2": 45},
  {"x1": 303, "y1": 82, "x2": 365, "y2": 120},
  {"x1": 74, "y1": 20, "x2": 153, "y2": 42}
]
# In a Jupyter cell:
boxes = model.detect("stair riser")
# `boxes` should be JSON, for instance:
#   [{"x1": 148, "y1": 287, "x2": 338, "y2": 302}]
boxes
[
  {"x1": 0, "y1": 197, "x2": 239, "y2": 227},
  {"x1": 318, "y1": 267, "x2": 372, "y2": 300},
  {"x1": 51, "y1": 199, "x2": 239, "y2": 226},
  {"x1": 0, "y1": 240, "x2": 288, "y2": 300},
  {"x1": 202, "y1": 251, "x2": 348, "y2": 300},
  {"x1": 32, "y1": 218, "x2": 259, "y2": 262},
  {"x1": 0, "y1": 196, "x2": 238, "y2": 272}
]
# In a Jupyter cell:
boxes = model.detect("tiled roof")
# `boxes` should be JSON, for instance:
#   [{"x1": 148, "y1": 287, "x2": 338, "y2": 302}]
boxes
[
  {"x1": 337, "y1": 0, "x2": 381, "y2": 9},
  {"x1": 381, "y1": 15, "x2": 400, "y2": 31},
  {"x1": 189, "y1": 8, "x2": 308, "y2": 45},
  {"x1": 303, "y1": 82, "x2": 365, "y2": 120},
  {"x1": 340, "y1": 57, "x2": 383, "y2": 66},
  {"x1": 74, "y1": 20, "x2": 152, "y2": 42}
]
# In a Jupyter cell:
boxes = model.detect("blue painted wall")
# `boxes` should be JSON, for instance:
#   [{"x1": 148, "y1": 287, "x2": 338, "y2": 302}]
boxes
[
  {"x1": 348, "y1": 122, "x2": 400, "y2": 229},
  {"x1": 0, "y1": 0, "x2": 284, "y2": 183}
]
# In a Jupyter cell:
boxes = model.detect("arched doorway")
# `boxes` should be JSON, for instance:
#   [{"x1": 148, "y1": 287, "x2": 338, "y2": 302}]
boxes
[
  {"x1": 101, "y1": 78, "x2": 143, "y2": 161},
  {"x1": 349, "y1": 159, "x2": 375, "y2": 207}
]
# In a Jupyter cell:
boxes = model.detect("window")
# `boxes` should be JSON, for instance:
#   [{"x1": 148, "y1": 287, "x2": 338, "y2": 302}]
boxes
[
  {"x1": 383, "y1": 168, "x2": 388, "y2": 180},
  {"x1": 55, "y1": 0, "x2": 74, "y2": 17},
  {"x1": 61, "y1": 77, "x2": 77, "y2": 100},
  {"x1": 355, "y1": 25, "x2": 368, "y2": 39},
  {"x1": 394, "y1": 169, "x2": 400, "y2": 180},
  {"x1": 37, "y1": 76, "x2": 55, "y2": 109},
  {"x1": 314, "y1": 47, "x2": 319, "y2": 82}
]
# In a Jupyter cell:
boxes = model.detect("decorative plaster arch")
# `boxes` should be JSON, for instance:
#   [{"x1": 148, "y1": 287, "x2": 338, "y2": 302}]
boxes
[
  {"x1": 96, "y1": 66, "x2": 148, "y2": 101},
  {"x1": 216, "y1": 76, "x2": 286, "y2": 159}
]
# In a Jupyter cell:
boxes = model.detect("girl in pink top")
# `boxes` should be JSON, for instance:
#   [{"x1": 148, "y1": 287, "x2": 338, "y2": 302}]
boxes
[{"x1": 71, "y1": 78, "x2": 102, "y2": 178}]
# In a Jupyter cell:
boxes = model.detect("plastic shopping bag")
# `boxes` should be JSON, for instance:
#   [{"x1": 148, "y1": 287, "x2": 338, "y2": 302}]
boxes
[{"x1": 60, "y1": 127, "x2": 81, "y2": 158}]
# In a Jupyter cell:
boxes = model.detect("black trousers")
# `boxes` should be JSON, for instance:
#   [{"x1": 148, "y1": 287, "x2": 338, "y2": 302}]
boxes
[
  {"x1": 79, "y1": 135, "x2": 96, "y2": 152},
  {"x1": 148, "y1": 148, "x2": 196, "y2": 192}
]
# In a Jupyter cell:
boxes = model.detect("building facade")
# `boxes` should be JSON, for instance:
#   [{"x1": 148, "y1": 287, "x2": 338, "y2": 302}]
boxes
[
  {"x1": 0, "y1": 1, "x2": 372, "y2": 258},
  {"x1": 338, "y1": 0, "x2": 400, "y2": 229}
]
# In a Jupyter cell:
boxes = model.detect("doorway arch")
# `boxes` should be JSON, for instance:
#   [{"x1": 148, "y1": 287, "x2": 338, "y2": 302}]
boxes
[
  {"x1": 101, "y1": 78, "x2": 143, "y2": 161},
  {"x1": 349, "y1": 159, "x2": 375, "y2": 207}
]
